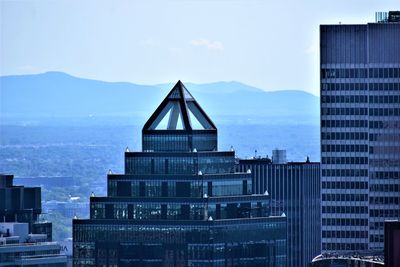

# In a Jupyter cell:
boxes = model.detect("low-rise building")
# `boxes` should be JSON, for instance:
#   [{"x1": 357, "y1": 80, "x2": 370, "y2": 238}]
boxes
[
  {"x1": 0, "y1": 222, "x2": 67, "y2": 266},
  {"x1": 0, "y1": 174, "x2": 67, "y2": 266},
  {"x1": 0, "y1": 174, "x2": 53, "y2": 240}
]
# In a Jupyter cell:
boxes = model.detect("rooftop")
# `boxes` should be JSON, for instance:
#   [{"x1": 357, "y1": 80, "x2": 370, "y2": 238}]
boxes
[
  {"x1": 143, "y1": 80, "x2": 216, "y2": 131},
  {"x1": 375, "y1": 11, "x2": 400, "y2": 23},
  {"x1": 312, "y1": 252, "x2": 384, "y2": 265}
]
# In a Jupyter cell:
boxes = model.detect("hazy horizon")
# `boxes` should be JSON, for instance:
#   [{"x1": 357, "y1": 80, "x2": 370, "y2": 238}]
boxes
[
  {"x1": 1, "y1": 0, "x2": 399, "y2": 96},
  {"x1": 0, "y1": 70, "x2": 321, "y2": 96}
]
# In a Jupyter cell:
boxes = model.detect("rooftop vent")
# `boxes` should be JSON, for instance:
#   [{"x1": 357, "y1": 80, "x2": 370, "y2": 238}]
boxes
[
  {"x1": 375, "y1": 12, "x2": 388, "y2": 23},
  {"x1": 375, "y1": 11, "x2": 400, "y2": 23}
]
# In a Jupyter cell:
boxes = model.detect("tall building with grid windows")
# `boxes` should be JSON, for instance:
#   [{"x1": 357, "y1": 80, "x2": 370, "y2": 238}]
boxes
[
  {"x1": 320, "y1": 11, "x2": 400, "y2": 253},
  {"x1": 73, "y1": 81, "x2": 287, "y2": 267},
  {"x1": 237, "y1": 151, "x2": 321, "y2": 267}
]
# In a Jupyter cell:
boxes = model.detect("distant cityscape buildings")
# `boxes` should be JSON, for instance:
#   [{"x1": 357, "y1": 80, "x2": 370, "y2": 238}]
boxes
[
  {"x1": 43, "y1": 200, "x2": 89, "y2": 218},
  {"x1": 237, "y1": 150, "x2": 320, "y2": 267},
  {"x1": 9, "y1": 176, "x2": 90, "y2": 220},
  {"x1": 320, "y1": 11, "x2": 400, "y2": 253},
  {"x1": 13, "y1": 176, "x2": 76, "y2": 188},
  {"x1": 0, "y1": 174, "x2": 67, "y2": 266},
  {"x1": 73, "y1": 81, "x2": 288, "y2": 266}
]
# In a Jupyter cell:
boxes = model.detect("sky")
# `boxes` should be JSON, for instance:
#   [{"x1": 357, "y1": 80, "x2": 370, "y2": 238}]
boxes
[{"x1": 0, "y1": 0, "x2": 398, "y2": 95}]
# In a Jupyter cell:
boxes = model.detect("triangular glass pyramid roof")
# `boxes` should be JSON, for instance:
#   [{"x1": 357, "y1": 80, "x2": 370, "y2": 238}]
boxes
[{"x1": 143, "y1": 81, "x2": 216, "y2": 131}]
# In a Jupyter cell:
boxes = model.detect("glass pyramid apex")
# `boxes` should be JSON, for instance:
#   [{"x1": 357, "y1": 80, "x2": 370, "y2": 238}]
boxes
[
  {"x1": 143, "y1": 80, "x2": 216, "y2": 131},
  {"x1": 168, "y1": 80, "x2": 194, "y2": 100}
]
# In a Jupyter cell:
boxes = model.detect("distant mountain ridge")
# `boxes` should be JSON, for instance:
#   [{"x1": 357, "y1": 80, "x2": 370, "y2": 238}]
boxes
[{"x1": 0, "y1": 72, "x2": 319, "y2": 124}]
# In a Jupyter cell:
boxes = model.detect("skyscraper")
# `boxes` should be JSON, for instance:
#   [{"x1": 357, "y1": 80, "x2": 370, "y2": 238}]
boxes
[
  {"x1": 73, "y1": 81, "x2": 287, "y2": 267},
  {"x1": 238, "y1": 150, "x2": 320, "y2": 267},
  {"x1": 320, "y1": 11, "x2": 400, "y2": 252}
]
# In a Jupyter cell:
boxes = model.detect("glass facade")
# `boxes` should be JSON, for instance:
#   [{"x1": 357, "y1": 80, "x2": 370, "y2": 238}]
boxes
[
  {"x1": 125, "y1": 152, "x2": 235, "y2": 175},
  {"x1": 74, "y1": 219, "x2": 287, "y2": 267},
  {"x1": 73, "y1": 82, "x2": 287, "y2": 266},
  {"x1": 320, "y1": 19, "x2": 400, "y2": 253},
  {"x1": 237, "y1": 159, "x2": 321, "y2": 267},
  {"x1": 142, "y1": 131, "x2": 218, "y2": 152}
]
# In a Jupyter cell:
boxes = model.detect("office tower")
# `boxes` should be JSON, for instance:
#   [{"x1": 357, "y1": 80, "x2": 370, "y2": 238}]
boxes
[
  {"x1": 238, "y1": 150, "x2": 320, "y2": 267},
  {"x1": 73, "y1": 81, "x2": 287, "y2": 267},
  {"x1": 320, "y1": 11, "x2": 400, "y2": 253},
  {"x1": 0, "y1": 174, "x2": 52, "y2": 240}
]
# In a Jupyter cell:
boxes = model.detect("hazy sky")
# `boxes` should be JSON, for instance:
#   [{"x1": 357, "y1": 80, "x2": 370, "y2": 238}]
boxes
[{"x1": 1, "y1": 0, "x2": 398, "y2": 95}]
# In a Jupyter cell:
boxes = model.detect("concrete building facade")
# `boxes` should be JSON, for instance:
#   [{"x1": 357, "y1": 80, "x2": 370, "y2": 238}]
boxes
[{"x1": 320, "y1": 11, "x2": 400, "y2": 252}]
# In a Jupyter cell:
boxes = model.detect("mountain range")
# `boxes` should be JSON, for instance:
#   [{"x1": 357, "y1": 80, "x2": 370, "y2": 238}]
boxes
[{"x1": 0, "y1": 72, "x2": 319, "y2": 125}]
